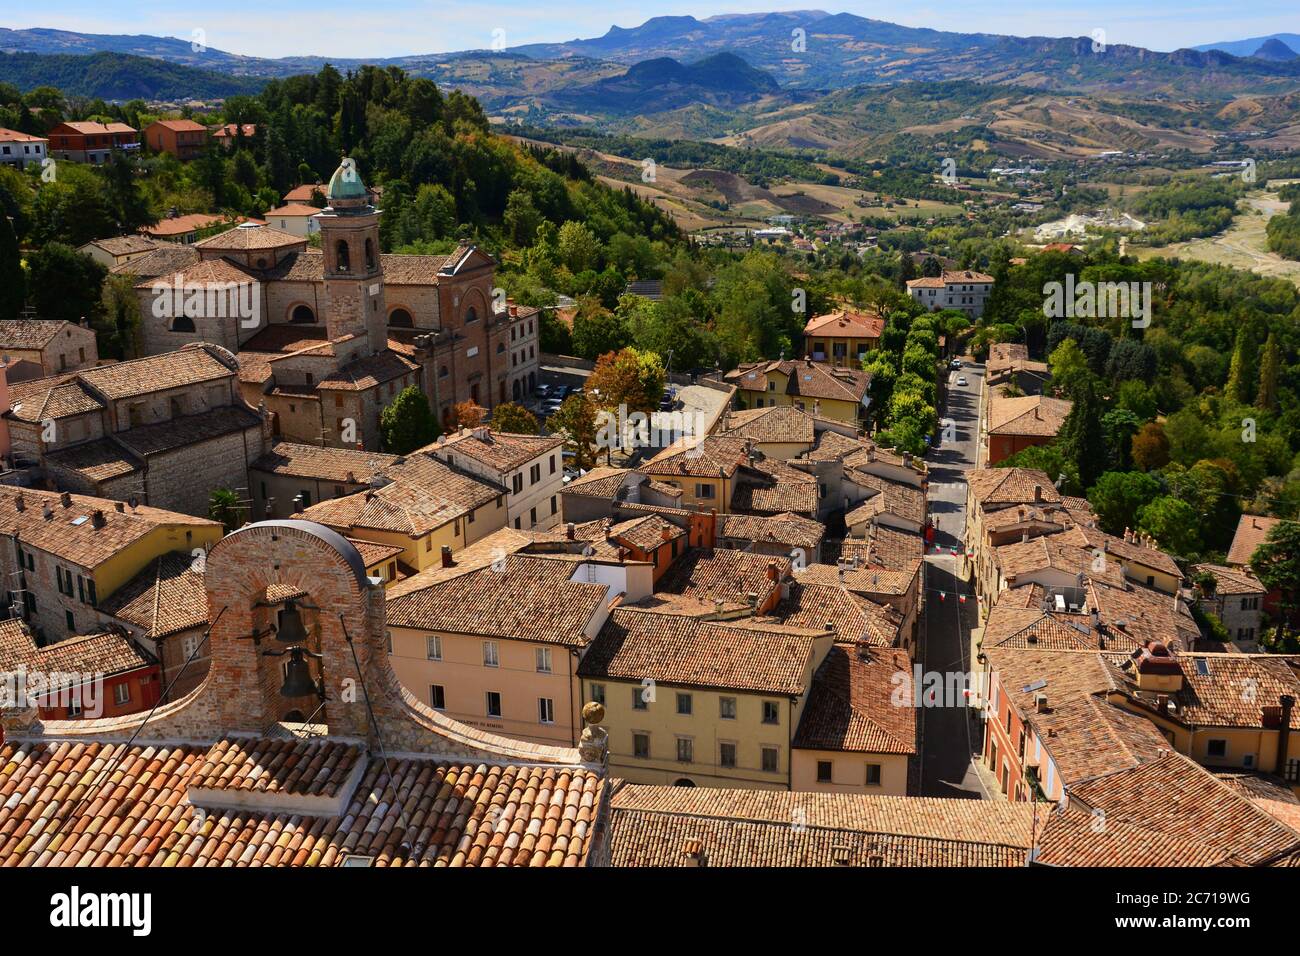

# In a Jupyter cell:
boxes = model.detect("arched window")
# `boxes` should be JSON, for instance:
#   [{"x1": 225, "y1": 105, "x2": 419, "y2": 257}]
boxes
[
  {"x1": 290, "y1": 305, "x2": 316, "y2": 324},
  {"x1": 364, "y1": 238, "x2": 376, "y2": 272},
  {"x1": 465, "y1": 306, "x2": 478, "y2": 324},
  {"x1": 336, "y1": 240, "x2": 350, "y2": 273},
  {"x1": 512, "y1": 379, "x2": 522, "y2": 401},
  {"x1": 438, "y1": 365, "x2": 449, "y2": 379},
  {"x1": 496, "y1": 342, "x2": 505, "y2": 354},
  {"x1": 673, "y1": 778, "x2": 696, "y2": 788},
  {"x1": 389, "y1": 308, "x2": 413, "y2": 328},
  {"x1": 171, "y1": 315, "x2": 196, "y2": 333}
]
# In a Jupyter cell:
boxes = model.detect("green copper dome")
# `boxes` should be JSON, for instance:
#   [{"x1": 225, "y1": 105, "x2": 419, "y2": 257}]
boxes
[{"x1": 326, "y1": 157, "x2": 368, "y2": 202}]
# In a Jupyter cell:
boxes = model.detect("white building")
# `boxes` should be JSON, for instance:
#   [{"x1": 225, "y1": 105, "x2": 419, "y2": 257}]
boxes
[
  {"x1": 262, "y1": 203, "x2": 323, "y2": 238},
  {"x1": 0, "y1": 128, "x2": 47, "y2": 169},
  {"x1": 906, "y1": 269, "x2": 995, "y2": 318},
  {"x1": 428, "y1": 428, "x2": 566, "y2": 532}
]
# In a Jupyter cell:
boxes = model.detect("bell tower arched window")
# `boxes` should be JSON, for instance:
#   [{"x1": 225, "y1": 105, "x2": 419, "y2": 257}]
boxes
[
  {"x1": 336, "y1": 240, "x2": 350, "y2": 273},
  {"x1": 364, "y1": 238, "x2": 376, "y2": 272}
]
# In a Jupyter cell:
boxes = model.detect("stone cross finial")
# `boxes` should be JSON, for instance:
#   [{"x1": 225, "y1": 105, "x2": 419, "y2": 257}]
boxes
[{"x1": 578, "y1": 700, "x2": 608, "y2": 764}]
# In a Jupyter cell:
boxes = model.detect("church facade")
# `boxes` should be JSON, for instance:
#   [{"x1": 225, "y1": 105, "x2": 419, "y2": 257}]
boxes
[{"x1": 130, "y1": 158, "x2": 541, "y2": 450}]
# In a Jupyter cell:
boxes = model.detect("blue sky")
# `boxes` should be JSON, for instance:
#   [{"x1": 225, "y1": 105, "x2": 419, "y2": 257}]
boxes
[{"x1": 4, "y1": 1, "x2": 1299, "y2": 59}]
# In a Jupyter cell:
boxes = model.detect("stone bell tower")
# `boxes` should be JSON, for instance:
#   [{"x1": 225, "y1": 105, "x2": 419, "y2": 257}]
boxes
[{"x1": 318, "y1": 155, "x2": 387, "y2": 355}]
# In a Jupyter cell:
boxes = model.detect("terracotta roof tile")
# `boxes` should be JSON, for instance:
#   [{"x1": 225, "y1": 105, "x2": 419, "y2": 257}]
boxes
[
  {"x1": 251, "y1": 441, "x2": 399, "y2": 484},
  {"x1": 608, "y1": 784, "x2": 1041, "y2": 866},
  {"x1": 0, "y1": 619, "x2": 155, "y2": 682},
  {"x1": 987, "y1": 394, "x2": 1072, "y2": 437},
  {"x1": 0, "y1": 739, "x2": 603, "y2": 867},
  {"x1": 1227, "y1": 515, "x2": 1285, "y2": 566},
  {"x1": 794, "y1": 645, "x2": 915, "y2": 753},
  {"x1": 434, "y1": 429, "x2": 564, "y2": 473},
  {"x1": 579, "y1": 607, "x2": 822, "y2": 695},
  {"x1": 386, "y1": 554, "x2": 608, "y2": 647}
]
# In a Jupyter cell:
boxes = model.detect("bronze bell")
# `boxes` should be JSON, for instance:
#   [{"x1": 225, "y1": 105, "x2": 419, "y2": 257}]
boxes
[
  {"x1": 275, "y1": 599, "x2": 309, "y2": 645},
  {"x1": 279, "y1": 647, "x2": 319, "y2": 698}
]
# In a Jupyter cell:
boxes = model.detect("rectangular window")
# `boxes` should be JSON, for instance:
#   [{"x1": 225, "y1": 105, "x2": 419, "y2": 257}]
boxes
[
  {"x1": 676, "y1": 738, "x2": 693, "y2": 763},
  {"x1": 762, "y1": 701, "x2": 780, "y2": 725},
  {"x1": 589, "y1": 683, "x2": 605, "y2": 705},
  {"x1": 1207, "y1": 739, "x2": 1227, "y2": 758},
  {"x1": 535, "y1": 647, "x2": 552, "y2": 673},
  {"x1": 761, "y1": 747, "x2": 779, "y2": 773},
  {"x1": 719, "y1": 696, "x2": 736, "y2": 720},
  {"x1": 694, "y1": 483, "x2": 716, "y2": 500},
  {"x1": 538, "y1": 698, "x2": 555, "y2": 724},
  {"x1": 720, "y1": 742, "x2": 737, "y2": 768},
  {"x1": 512, "y1": 474, "x2": 523, "y2": 494},
  {"x1": 485, "y1": 691, "x2": 502, "y2": 718},
  {"x1": 633, "y1": 733, "x2": 650, "y2": 759},
  {"x1": 676, "y1": 692, "x2": 692, "y2": 716},
  {"x1": 866, "y1": 763, "x2": 882, "y2": 786},
  {"x1": 550, "y1": 455, "x2": 557, "y2": 475},
  {"x1": 113, "y1": 683, "x2": 131, "y2": 706},
  {"x1": 430, "y1": 685, "x2": 446, "y2": 709},
  {"x1": 633, "y1": 686, "x2": 648, "y2": 710},
  {"x1": 817, "y1": 760, "x2": 833, "y2": 783},
  {"x1": 426, "y1": 636, "x2": 442, "y2": 661},
  {"x1": 65, "y1": 610, "x2": 75, "y2": 632},
  {"x1": 180, "y1": 633, "x2": 202, "y2": 660},
  {"x1": 530, "y1": 464, "x2": 541, "y2": 483},
  {"x1": 483, "y1": 641, "x2": 499, "y2": 667}
]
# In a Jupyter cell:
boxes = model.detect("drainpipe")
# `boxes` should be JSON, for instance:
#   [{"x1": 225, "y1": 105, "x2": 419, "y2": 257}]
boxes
[{"x1": 1277, "y1": 694, "x2": 1295, "y2": 776}]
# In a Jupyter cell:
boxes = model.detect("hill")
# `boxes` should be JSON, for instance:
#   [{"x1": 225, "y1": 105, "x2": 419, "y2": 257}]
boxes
[
  {"x1": 1253, "y1": 38, "x2": 1299, "y2": 61},
  {"x1": 545, "y1": 53, "x2": 780, "y2": 115},
  {"x1": 1192, "y1": 34, "x2": 1300, "y2": 57},
  {"x1": 0, "y1": 50, "x2": 266, "y2": 100}
]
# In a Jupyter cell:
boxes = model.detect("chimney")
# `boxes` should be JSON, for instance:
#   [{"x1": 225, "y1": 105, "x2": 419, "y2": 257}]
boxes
[
  {"x1": 566, "y1": 521, "x2": 576, "y2": 540},
  {"x1": 766, "y1": 560, "x2": 780, "y2": 583},
  {"x1": 60, "y1": 492, "x2": 72, "y2": 508},
  {"x1": 805, "y1": 355, "x2": 813, "y2": 367},
  {"x1": 508, "y1": 304, "x2": 518, "y2": 318},
  {"x1": 91, "y1": 509, "x2": 105, "y2": 529},
  {"x1": 114, "y1": 502, "x2": 125, "y2": 513},
  {"x1": 1035, "y1": 692, "x2": 1049, "y2": 713},
  {"x1": 1033, "y1": 485, "x2": 1043, "y2": 503},
  {"x1": 13, "y1": 493, "x2": 23, "y2": 512},
  {"x1": 1277, "y1": 695, "x2": 1295, "y2": 776},
  {"x1": 440, "y1": 545, "x2": 454, "y2": 568},
  {"x1": 42, "y1": 503, "x2": 53, "y2": 520},
  {"x1": 1021, "y1": 530, "x2": 1030, "y2": 544},
  {"x1": 661, "y1": 526, "x2": 674, "y2": 542},
  {"x1": 681, "y1": 839, "x2": 705, "y2": 867}
]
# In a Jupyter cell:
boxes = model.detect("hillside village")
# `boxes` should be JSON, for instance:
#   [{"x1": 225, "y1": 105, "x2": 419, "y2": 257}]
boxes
[{"x1": 1, "y1": 27, "x2": 1300, "y2": 878}]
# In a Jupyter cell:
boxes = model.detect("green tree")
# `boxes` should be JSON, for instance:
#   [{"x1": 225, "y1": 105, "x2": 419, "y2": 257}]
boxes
[
  {"x1": 570, "y1": 301, "x2": 629, "y2": 360},
  {"x1": 1102, "y1": 408, "x2": 1141, "y2": 470},
  {"x1": 99, "y1": 273, "x2": 143, "y2": 359},
  {"x1": 1255, "y1": 332, "x2": 1280, "y2": 412},
  {"x1": 1136, "y1": 496, "x2": 1202, "y2": 556},
  {"x1": 380, "y1": 385, "x2": 440, "y2": 453},
  {"x1": 1224, "y1": 326, "x2": 1257, "y2": 405},
  {"x1": 1047, "y1": 338, "x2": 1092, "y2": 397},
  {"x1": 557, "y1": 220, "x2": 600, "y2": 274},
  {"x1": 26, "y1": 243, "x2": 106, "y2": 325},
  {"x1": 209, "y1": 488, "x2": 243, "y2": 533},
  {"x1": 1087, "y1": 471, "x2": 1161, "y2": 536},
  {"x1": 0, "y1": 213, "x2": 23, "y2": 321},
  {"x1": 491, "y1": 401, "x2": 539, "y2": 435},
  {"x1": 503, "y1": 189, "x2": 542, "y2": 246},
  {"x1": 1057, "y1": 379, "x2": 1107, "y2": 489}
]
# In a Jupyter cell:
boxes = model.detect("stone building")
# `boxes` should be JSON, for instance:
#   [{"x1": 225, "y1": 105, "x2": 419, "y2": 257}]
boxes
[
  {"x1": 0, "y1": 319, "x2": 99, "y2": 383},
  {"x1": 125, "y1": 157, "x2": 541, "y2": 449},
  {"x1": 2, "y1": 344, "x2": 270, "y2": 517}
]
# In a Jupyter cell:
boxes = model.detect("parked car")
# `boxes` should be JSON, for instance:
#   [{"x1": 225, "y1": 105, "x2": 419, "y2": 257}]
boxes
[
  {"x1": 949, "y1": 359, "x2": 963, "y2": 370},
  {"x1": 534, "y1": 384, "x2": 553, "y2": 400},
  {"x1": 957, "y1": 375, "x2": 968, "y2": 386}
]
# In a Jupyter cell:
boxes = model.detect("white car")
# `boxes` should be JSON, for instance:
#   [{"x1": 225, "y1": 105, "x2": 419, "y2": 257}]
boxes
[{"x1": 956, "y1": 375, "x2": 968, "y2": 386}]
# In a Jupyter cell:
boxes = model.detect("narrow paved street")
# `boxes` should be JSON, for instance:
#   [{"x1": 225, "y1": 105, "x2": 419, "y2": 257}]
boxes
[{"x1": 917, "y1": 360, "x2": 992, "y2": 799}]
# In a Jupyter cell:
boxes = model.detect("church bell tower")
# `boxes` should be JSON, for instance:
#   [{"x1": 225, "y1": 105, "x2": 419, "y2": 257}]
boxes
[{"x1": 318, "y1": 156, "x2": 387, "y2": 355}]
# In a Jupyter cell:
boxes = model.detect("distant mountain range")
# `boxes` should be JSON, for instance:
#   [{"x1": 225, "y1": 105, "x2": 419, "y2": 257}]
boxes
[
  {"x1": 6, "y1": 13, "x2": 1300, "y2": 100},
  {"x1": 1192, "y1": 34, "x2": 1300, "y2": 59},
  {"x1": 0, "y1": 50, "x2": 264, "y2": 100}
]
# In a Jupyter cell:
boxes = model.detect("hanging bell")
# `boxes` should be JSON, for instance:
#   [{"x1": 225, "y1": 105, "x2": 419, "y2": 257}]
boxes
[
  {"x1": 279, "y1": 647, "x2": 319, "y2": 698},
  {"x1": 275, "y1": 599, "x2": 310, "y2": 645}
]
